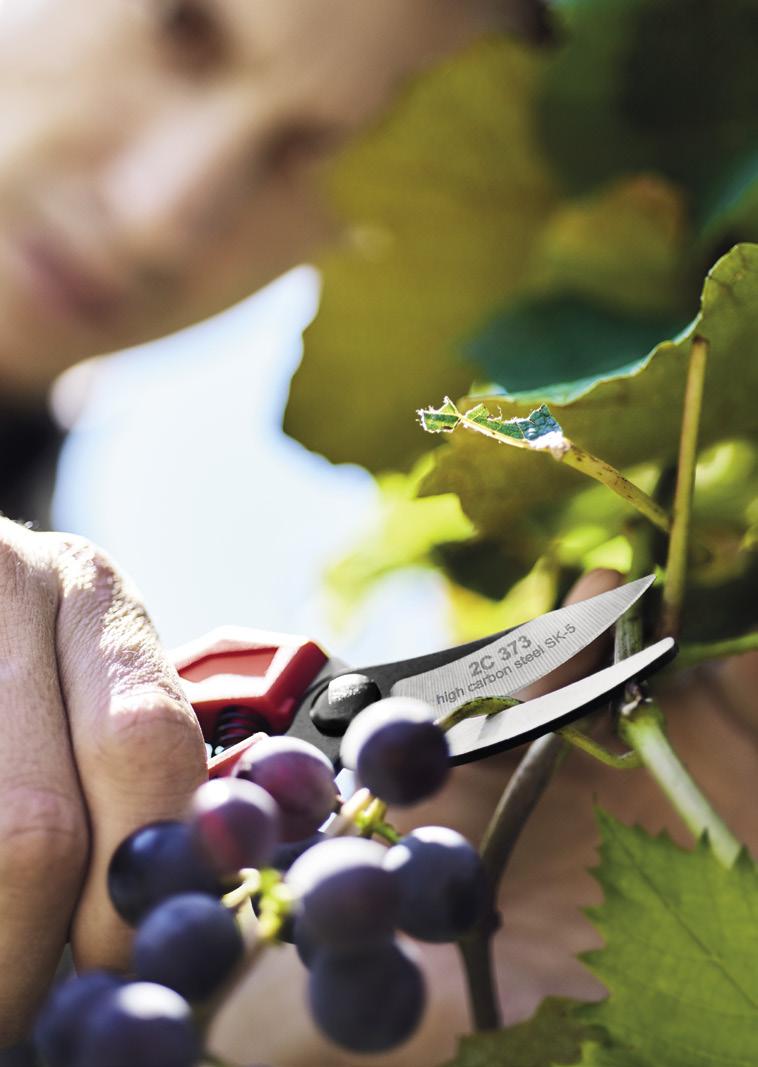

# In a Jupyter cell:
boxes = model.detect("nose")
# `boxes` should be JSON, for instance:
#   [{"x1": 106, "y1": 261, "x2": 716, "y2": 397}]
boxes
[{"x1": 100, "y1": 89, "x2": 259, "y2": 266}]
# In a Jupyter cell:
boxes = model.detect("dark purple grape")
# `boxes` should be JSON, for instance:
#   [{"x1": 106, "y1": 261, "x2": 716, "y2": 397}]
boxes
[
  {"x1": 309, "y1": 940, "x2": 425, "y2": 1053},
  {"x1": 133, "y1": 893, "x2": 243, "y2": 1002},
  {"x1": 286, "y1": 837, "x2": 399, "y2": 948},
  {"x1": 234, "y1": 737, "x2": 337, "y2": 842},
  {"x1": 108, "y1": 821, "x2": 222, "y2": 926},
  {"x1": 33, "y1": 971, "x2": 123, "y2": 1067},
  {"x1": 270, "y1": 832, "x2": 325, "y2": 873},
  {"x1": 189, "y1": 778, "x2": 280, "y2": 876},
  {"x1": 341, "y1": 697, "x2": 449, "y2": 805},
  {"x1": 384, "y1": 826, "x2": 487, "y2": 942},
  {"x1": 74, "y1": 982, "x2": 201, "y2": 1067},
  {"x1": 293, "y1": 917, "x2": 323, "y2": 969}
]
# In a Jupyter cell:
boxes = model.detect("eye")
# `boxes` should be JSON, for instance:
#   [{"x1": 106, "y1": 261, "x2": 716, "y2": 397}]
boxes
[
  {"x1": 261, "y1": 121, "x2": 344, "y2": 176},
  {"x1": 156, "y1": 0, "x2": 226, "y2": 72}
]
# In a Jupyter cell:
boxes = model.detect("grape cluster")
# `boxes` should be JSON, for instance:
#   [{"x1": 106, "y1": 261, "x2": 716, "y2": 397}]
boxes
[{"x1": 33, "y1": 698, "x2": 487, "y2": 1065}]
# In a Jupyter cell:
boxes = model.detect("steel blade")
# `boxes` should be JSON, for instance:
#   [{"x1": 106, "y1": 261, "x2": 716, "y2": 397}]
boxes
[
  {"x1": 446, "y1": 637, "x2": 675, "y2": 762},
  {"x1": 391, "y1": 575, "x2": 655, "y2": 713}
]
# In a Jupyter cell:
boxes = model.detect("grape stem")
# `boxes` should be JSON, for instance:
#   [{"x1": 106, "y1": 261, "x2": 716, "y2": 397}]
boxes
[
  {"x1": 558, "y1": 725, "x2": 642, "y2": 769},
  {"x1": 450, "y1": 404, "x2": 671, "y2": 534},
  {"x1": 435, "y1": 695, "x2": 521, "y2": 733},
  {"x1": 221, "y1": 869, "x2": 261, "y2": 911},
  {"x1": 325, "y1": 787, "x2": 374, "y2": 837},
  {"x1": 458, "y1": 731, "x2": 569, "y2": 1030}
]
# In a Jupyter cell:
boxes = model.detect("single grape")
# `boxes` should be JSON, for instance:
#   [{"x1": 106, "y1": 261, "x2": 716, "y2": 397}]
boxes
[
  {"x1": 74, "y1": 982, "x2": 201, "y2": 1067},
  {"x1": 309, "y1": 940, "x2": 425, "y2": 1053},
  {"x1": 132, "y1": 893, "x2": 243, "y2": 1002},
  {"x1": 108, "y1": 821, "x2": 222, "y2": 926},
  {"x1": 286, "y1": 837, "x2": 399, "y2": 948},
  {"x1": 340, "y1": 697, "x2": 449, "y2": 805},
  {"x1": 234, "y1": 737, "x2": 338, "y2": 842},
  {"x1": 293, "y1": 917, "x2": 323, "y2": 969},
  {"x1": 33, "y1": 971, "x2": 123, "y2": 1067},
  {"x1": 270, "y1": 831, "x2": 325, "y2": 873},
  {"x1": 384, "y1": 826, "x2": 487, "y2": 942},
  {"x1": 189, "y1": 777, "x2": 280, "y2": 877}
]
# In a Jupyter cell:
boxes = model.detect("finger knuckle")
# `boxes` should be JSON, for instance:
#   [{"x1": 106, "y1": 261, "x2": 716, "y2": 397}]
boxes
[
  {"x1": 0, "y1": 786, "x2": 88, "y2": 886},
  {"x1": 53, "y1": 534, "x2": 121, "y2": 599},
  {"x1": 0, "y1": 526, "x2": 33, "y2": 599},
  {"x1": 90, "y1": 692, "x2": 206, "y2": 795}
]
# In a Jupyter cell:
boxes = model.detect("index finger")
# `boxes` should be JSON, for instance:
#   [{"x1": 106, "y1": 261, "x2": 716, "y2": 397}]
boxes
[
  {"x1": 0, "y1": 524, "x2": 89, "y2": 1044},
  {"x1": 49, "y1": 534, "x2": 208, "y2": 972}
]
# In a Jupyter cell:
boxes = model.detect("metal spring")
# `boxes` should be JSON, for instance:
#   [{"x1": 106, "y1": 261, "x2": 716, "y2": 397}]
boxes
[{"x1": 212, "y1": 705, "x2": 270, "y2": 756}]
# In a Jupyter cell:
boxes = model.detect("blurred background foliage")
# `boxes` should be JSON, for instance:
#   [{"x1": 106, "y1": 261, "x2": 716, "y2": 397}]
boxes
[{"x1": 284, "y1": 0, "x2": 758, "y2": 644}]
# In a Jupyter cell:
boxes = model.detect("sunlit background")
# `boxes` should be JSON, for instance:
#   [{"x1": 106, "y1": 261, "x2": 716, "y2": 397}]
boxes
[{"x1": 51, "y1": 267, "x2": 450, "y2": 665}]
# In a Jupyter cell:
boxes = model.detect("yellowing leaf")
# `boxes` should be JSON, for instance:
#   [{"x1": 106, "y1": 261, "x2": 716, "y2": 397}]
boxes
[
  {"x1": 284, "y1": 38, "x2": 558, "y2": 470},
  {"x1": 529, "y1": 175, "x2": 690, "y2": 316}
]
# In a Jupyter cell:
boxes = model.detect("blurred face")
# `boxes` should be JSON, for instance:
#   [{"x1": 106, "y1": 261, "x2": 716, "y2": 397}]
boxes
[{"x1": 0, "y1": 0, "x2": 495, "y2": 397}]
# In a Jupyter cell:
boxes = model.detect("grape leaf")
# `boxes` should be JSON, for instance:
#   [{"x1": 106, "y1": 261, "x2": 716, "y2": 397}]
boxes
[
  {"x1": 438, "y1": 998, "x2": 606, "y2": 1067},
  {"x1": 419, "y1": 399, "x2": 566, "y2": 452},
  {"x1": 538, "y1": 0, "x2": 758, "y2": 208},
  {"x1": 465, "y1": 175, "x2": 692, "y2": 401},
  {"x1": 284, "y1": 38, "x2": 559, "y2": 471},
  {"x1": 567, "y1": 810, "x2": 758, "y2": 1067},
  {"x1": 420, "y1": 243, "x2": 758, "y2": 558},
  {"x1": 467, "y1": 295, "x2": 684, "y2": 403}
]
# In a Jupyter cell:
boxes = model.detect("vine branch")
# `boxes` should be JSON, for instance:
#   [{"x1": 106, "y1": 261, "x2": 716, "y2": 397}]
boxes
[
  {"x1": 658, "y1": 336, "x2": 709, "y2": 638},
  {"x1": 619, "y1": 703, "x2": 741, "y2": 867},
  {"x1": 457, "y1": 732, "x2": 568, "y2": 1030}
]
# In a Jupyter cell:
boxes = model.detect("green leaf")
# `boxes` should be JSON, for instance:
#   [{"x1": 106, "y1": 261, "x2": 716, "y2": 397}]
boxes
[
  {"x1": 467, "y1": 295, "x2": 684, "y2": 404},
  {"x1": 562, "y1": 1042, "x2": 643, "y2": 1067},
  {"x1": 284, "y1": 37, "x2": 558, "y2": 471},
  {"x1": 420, "y1": 398, "x2": 567, "y2": 452},
  {"x1": 569, "y1": 810, "x2": 758, "y2": 1067},
  {"x1": 420, "y1": 244, "x2": 758, "y2": 619},
  {"x1": 465, "y1": 175, "x2": 692, "y2": 402},
  {"x1": 438, "y1": 998, "x2": 605, "y2": 1067},
  {"x1": 538, "y1": 0, "x2": 758, "y2": 207}
]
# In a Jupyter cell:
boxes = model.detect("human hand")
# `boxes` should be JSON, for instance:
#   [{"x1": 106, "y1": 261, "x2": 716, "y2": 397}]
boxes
[{"x1": 0, "y1": 517, "x2": 207, "y2": 1046}]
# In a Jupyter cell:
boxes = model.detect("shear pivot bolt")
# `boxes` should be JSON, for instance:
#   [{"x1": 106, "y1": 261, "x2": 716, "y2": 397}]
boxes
[{"x1": 310, "y1": 674, "x2": 381, "y2": 735}]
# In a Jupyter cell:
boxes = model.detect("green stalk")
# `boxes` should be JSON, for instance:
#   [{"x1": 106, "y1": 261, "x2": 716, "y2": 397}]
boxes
[
  {"x1": 611, "y1": 409, "x2": 743, "y2": 868},
  {"x1": 559, "y1": 725, "x2": 642, "y2": 769},
  {"x1": 658, "y1": 336, "x2": 709, "y2": 638},
  {"x1": 673, "y1": 631, "x2": 758, "y2": 670},
  {"x1": 452, "y1": 407, "x2": 671, "y2": 534},
  {"x1": 435, "y1": 695, "x2": 521, "y2": 733},
  {"x1": 619, "y1": 704, "x2": 741, "y2": 867},
  {"x1": 561, "y1": 443, "x2": 671, "y2": 533}
]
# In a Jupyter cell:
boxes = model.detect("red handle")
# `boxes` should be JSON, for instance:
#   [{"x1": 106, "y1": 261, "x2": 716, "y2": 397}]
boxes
[{"x1": 171, "y1": 626, "x2": 328, "y2": 778}]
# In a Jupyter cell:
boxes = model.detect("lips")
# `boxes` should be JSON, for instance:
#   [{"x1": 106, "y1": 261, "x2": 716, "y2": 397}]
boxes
[{"x1": 12, "y1": 232, "x2": 127, "y2": 325}]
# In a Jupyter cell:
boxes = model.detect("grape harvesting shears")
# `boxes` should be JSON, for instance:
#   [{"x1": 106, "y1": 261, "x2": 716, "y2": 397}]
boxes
[{"x1": 171, "y1": 575, "x2": 676, "y2": 785}]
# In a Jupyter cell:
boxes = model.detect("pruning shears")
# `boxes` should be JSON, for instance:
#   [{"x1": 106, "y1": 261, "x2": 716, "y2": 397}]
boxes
[{"x1": 171, "y1": 575, "x2": 675, "y2": 783}]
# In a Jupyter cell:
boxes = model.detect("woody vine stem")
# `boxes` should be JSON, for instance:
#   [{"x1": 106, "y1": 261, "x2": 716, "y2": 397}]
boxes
[{"x1": 455, "y1": 336, "x2": 743, "y2": 1032}]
